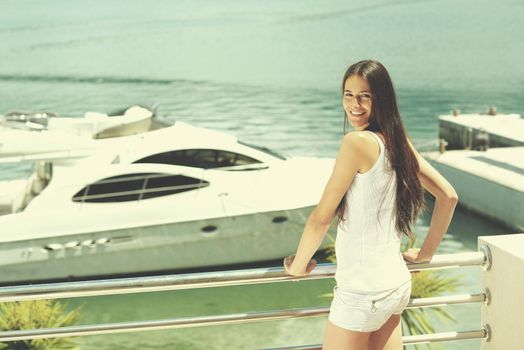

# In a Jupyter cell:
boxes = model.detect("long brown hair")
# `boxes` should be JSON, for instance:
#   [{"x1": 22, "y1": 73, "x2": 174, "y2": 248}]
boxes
[{"x1": 336, "y1": 60, "x2": 424, "y2": 239}]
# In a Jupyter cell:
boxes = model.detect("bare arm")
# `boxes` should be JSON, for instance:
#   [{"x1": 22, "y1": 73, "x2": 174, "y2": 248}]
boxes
[
  {"x1": 405, "y1": 142, "x2": 459, "y2": 262},
  {"x1": 285, "y1": 132, "x2": 369, "y2": 276}
]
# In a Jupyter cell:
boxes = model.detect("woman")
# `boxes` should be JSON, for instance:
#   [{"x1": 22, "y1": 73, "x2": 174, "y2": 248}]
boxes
[{"x1": 283, "y1": 60, "x2": 458, "y2": 350}]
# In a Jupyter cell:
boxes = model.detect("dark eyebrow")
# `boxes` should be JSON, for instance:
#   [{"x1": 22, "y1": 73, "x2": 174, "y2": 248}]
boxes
[{"x1": 344, "y1": 90, "x2": 371, "y2": 93}]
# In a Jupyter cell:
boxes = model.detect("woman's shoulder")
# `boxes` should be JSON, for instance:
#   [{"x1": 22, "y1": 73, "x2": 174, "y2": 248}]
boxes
[
  {"x1": 341, "y1": 131, "x2": 381, "y2": 165},
  {"x1": 342, "y1": 131, "x2": 379, "y2": 149}
]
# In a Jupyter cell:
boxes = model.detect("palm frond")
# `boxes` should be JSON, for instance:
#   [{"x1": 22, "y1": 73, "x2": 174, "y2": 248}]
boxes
[{"x1": 0, "y1": 300, "x2": 81, "y2": 350}]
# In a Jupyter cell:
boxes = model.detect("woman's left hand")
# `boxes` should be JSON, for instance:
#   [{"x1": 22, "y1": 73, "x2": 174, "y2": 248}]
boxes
[
  {"x1": 402, "y1": 248, "x2": 431, "y2": 263},
  {"x1": 283, "y1": 255, "x2": 317, "y2": 277}
]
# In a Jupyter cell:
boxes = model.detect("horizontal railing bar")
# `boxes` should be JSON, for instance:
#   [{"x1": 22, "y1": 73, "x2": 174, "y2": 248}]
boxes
[
  {"x1": 406, "y1": 292, "x2": 485, "y2": 308},
  {"x1": 403, "y1": 328, "x2": 488, "y2": 344},
  {"x1": 0, "y1": 265, "x2": 305, "y2": 302},
  {"x1": 0, "y1": 307, "x2": 328, "y2": 342},
  {"x1": 0, "y1": 304, "x2": 488, "y2": 342},
  {"x1": 406, "y1": 251, "x2": 486, "y2": 271},
  {"x1": 261, "y1": 328, "x2": 488, "y2": 349},
  {"x1": 0, "y1": 251, "x2": 486, "y2": 302}
]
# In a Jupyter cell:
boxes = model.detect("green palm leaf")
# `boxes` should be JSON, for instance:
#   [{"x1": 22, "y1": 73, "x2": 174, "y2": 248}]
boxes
[{"x1": 0, "y1": 300, "x2": 81, "y2": 350}]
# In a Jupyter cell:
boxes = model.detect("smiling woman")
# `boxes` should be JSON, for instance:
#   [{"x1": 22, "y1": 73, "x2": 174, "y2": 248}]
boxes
[{"x1": 284, "y1": 60, "x2": 458, "y2": 350}]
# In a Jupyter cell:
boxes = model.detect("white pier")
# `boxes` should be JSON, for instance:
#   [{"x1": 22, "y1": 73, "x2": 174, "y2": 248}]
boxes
[
  {"x1": 439, "y1": 113, "x2": 524, "y2": 149},
  {"x1": 424, "y1": 147, "x2": 524, "y2": 230}
]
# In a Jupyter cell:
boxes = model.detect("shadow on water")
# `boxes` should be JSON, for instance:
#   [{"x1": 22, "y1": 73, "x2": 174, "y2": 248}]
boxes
[{"x1": 420, "y1": 195, "x2": 518, "y2": 252}]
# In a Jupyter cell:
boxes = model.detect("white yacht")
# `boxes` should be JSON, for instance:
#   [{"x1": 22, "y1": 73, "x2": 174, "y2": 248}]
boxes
[
  {"x1": 0, "y1": 116, "x2": 335, "y2": 284},
  {"x1": 0, "y1": 105, "x2": 158, "y2": 163}
]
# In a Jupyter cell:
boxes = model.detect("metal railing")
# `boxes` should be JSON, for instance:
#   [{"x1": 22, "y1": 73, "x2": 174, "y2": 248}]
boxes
[{"x1": 0, "y1": 248, "x2": 492, "y2": 346}]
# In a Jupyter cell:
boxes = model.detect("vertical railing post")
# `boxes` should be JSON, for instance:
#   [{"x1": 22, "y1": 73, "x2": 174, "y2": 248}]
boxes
[{"x1": 479, "y1": 234, "x2": 524, "y2": 349}]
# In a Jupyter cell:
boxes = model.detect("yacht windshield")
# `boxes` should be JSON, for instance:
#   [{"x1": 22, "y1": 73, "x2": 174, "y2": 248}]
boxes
[
  {"x1": 238, "y1": 141, "x2": 286, "y2": 160},
  {"x1": 133, "y1": 149, "x2": 262, "y2": 169}
]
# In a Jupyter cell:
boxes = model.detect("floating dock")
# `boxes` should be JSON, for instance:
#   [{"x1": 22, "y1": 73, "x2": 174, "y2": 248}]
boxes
[
  {"x1": 424, "y1": 147, "x2": 524, "y2": 230},
  {"x1": 439, "y1": 112, "x2": 524, "y2": 150}
]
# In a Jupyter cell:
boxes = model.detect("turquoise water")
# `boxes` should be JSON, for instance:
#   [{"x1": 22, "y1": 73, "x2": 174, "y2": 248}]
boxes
[{"x1": 1, "y1": 0, "x2": 522, "y2": 348}]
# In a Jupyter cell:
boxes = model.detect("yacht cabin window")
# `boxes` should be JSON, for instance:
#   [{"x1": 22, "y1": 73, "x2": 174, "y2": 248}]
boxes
[
  {"x1": 133, "y1": 149, "x2": 261, "y2": 169},
  {"x1": 72, "y1": 173, "x2": 209, "y2": 203}
]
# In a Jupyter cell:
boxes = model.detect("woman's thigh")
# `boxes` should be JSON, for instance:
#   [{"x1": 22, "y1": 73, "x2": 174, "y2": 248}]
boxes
[
  {"x1": 368, "y1": 314, "x2": 402, "y2": 350},
  {"x1": 322, "y1": 319, "x2": 370, "y2": 350}
]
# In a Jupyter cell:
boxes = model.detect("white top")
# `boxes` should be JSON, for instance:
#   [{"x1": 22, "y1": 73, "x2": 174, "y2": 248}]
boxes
[{"x1": 335, "y1": 131, "x2": 411, "y2": 291}]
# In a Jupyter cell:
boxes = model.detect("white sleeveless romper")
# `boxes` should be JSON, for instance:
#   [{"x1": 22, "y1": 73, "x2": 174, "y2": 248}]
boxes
[{"x1": 328, "y1": 131, "x2": 412, "y2": 332}]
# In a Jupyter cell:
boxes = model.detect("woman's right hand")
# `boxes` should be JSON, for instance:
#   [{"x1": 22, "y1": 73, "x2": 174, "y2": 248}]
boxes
[
  {"x1": 402, "y1": 248, "x2": 431, "y2": 263},
  {"x1": 283, "y1": 255, "x2": 317, "y2": 277}
]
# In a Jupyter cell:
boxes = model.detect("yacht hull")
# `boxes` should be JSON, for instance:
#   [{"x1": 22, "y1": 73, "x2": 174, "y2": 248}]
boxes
[{"x1": 0, "y1": 207, "x2": 335, "y2": 285}]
